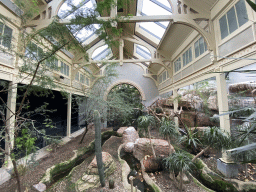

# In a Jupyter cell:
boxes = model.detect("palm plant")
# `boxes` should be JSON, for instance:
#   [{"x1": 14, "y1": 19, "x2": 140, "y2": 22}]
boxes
[
  {"x1": 137, "y1": 115, "x2": 156, "y2": 158},
  {"x1": 159, "y1": 118, "x2": 179, "y2": 154},
  {"x1": 179, "y1": 126, "x2": 201, "y2": 154},
  {"x1": 164, "y1": 151, "x2": 194, "y2": 191},
  {"x1": 192, "y1": 126, "x2": 231, "y2": 162}
]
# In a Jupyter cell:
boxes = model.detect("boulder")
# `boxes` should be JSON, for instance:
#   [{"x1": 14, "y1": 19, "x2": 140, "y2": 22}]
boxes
[
  {"x1": 122, "y1": 126, "x2": 139, "y2": 144},
  {"x1": 124, "y1": 142, "x2": 134, "y2": 153},
  {"x1": 208, "y1": 95, "x2": 218, "y2": 111},
  {"x1": 33, "y1": 183, "x2": 46, "y2": 192},
  {"x1": 117, "y1": 127, "x2": 128, "y2": 136},
  {"x1": 133, "y1": 138, "x2": 175, "y2": 160},
  {"x1": 76, "y1": 152, "x2": 116, "y2": 191}
]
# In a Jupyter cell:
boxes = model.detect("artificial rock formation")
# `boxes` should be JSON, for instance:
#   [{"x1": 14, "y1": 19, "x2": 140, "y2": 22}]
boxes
[
  {"x1": 76, "y1": 152, "x2": 116, "y2": 191},
  {"x1": 122, "y1": 126, "x2": 139, "y2": 153},
  {"x1": 133, "y1": 138, "x2": 174, "y2": 160},
  {"x1": 117, "y1": 127, "x2": 128, "y2": 136}
]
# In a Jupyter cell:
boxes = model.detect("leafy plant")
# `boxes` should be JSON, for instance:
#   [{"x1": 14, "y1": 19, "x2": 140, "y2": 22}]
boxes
[
  {"x1": 137, "y1": 115, "x2": 157, "y2": 158},
  {"x1": 164, "y1": 151, "x2": 194, "y2": 191},
  {"x1": 159, "y1": 118, "x2": 179, "y2": 154}
]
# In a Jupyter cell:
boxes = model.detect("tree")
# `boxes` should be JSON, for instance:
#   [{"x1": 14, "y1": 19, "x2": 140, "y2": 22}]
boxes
[
  {"x1": 164, "y1": 151, "x2": 194, "y2": 191},
  {"x1": 159, "y1": 118, "x2": 179, "y2": 155},
  {"x1": 192, "y1": 126, "x2": 231, "y2": 162},
  {"x1": 137, "y1": 115, "x2": 157, "y2": 158},
  {"x1": 0, "y1": 0, "x2": 128, "y2": 191}
]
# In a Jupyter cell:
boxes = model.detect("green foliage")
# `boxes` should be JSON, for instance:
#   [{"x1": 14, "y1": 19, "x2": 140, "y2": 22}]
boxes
[
  {"x1": 179, "y1": 127, "x2": 201, "y2": 151},
  {"x1": 202, "y1": 126, "x2": 231, "y2": 150},
  {"x1": 137, "y1": 115, "x2": 156, "y2": 131},
  {"x1": 15, "y1": 128, "x2": 37, "y2": 154},
  {"x1": 246, "y1": 0, "x2": 256, "y2": 12},
  {"x1": 164, "y1": 151, "x2": 194, "y2": 174},
  {"x1": 159, "y1": 118, "x2": 178, "y2": 139},
  {"x1": 11, "y1": 164, "x2": 27, "y2": 178}
]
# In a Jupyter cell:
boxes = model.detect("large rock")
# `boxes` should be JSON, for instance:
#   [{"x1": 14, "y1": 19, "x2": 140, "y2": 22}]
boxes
[
  {"x1": 208, "y1": 95, "x2": 218, "y2": 111},
  {"x1": 117, "y1": 127, "x2": 128, "y2": 136},
  {"x1": 122, "y1": 126, "x2": 139, "y2": 144},
  {"x1": 133, "y1": 138, "x2": 175, "y2": 160},
  {"x1": 124, "y1": 142, "x2": 134, "y2": 153},
  {"x1": 76, "y1": 152, "x2": 116, "y2": 191}
]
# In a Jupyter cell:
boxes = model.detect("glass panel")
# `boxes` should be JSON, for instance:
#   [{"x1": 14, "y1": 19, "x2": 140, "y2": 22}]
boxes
[
  {"x1": 219, "y1": 15, "x2": 229, "y2": 39},
  {"x1": 204, "y1": 41, "x2": 207, "y2": 51},
  {"x1": 75, "y1": 72, "x2": 79, "y2": 81},
  {"x1": 199, "y1": 37, "x2": 205, "y2": 55},
  {"x1": 136, "y1": 44, "x2": 151, "y2": 59},
  {"x1": 235, "y1": 0, "x2": 248, "y2": 27},
  {"x1": 66, "y1": 65, "x2": 69, "y2": 76},
  {"x1": 163, "y1": 71, "x2": 166, "y2": 81},
  {"x1": 194, "y1": 40, "x2": 199, "y2": 58},
  {"x1": 182, "y1": 53, "x2": 186, "y2": 66},
  {"x1": 139, "y1": 22, "x2": 165, "y2": 39},
  {"x1": 0, "y1": 22, "x2": 3, "y2": 44},
  {"x1": 61, "y1": 62, "x2": 64, "y2": 74},
  {"x1": 37, "y1": 47, "x2": 44, "y2": 60},
  {"x1": 142, "y1": 0, "x2": 170, "y2": 15},
  {"x1": 189, "y1": 48, "x2": 192, "y2": 63},
  {"x1": 227, "y1": 7, "x2": 238, "y2": 34},
  {"x1": 2, "y1": 25, "x2": 13, "y2": 48}
]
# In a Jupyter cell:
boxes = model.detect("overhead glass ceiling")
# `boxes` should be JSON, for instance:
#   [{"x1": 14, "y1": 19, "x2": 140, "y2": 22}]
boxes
[{"x1": 136, "y1": 0, "x2": 172, "y2": 42}]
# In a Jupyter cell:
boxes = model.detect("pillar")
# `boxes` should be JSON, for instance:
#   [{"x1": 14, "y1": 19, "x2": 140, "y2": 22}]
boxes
[
  {"x1": 5, "y1": 79, "x2": 17, "y2": 167},
  {"x1": 173, "y1": 89, "x2": 179, "y2": 127},
  {"x1": 216, "y1": 73, "x2": 230, "y2": 133},
  {"x1": 67, "y1": 92, "x2": 72, "y2": 137}
]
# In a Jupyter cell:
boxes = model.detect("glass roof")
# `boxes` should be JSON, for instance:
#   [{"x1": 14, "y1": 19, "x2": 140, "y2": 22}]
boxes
[
  {"x1": 136, "y1": 0, "x2": 172, "y2": 43},
  {"x1": 135, "y1": 44, "x2": 151, "y2": 59},
  {"x1": 92, "y1": 45, "x2": 112, "y2": 61},
  {"x1": 58, "y1": 0, "x2": 99, "y2": 44}
]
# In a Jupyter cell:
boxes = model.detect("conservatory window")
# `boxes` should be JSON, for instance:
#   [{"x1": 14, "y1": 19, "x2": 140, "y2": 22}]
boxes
[
  {"x1": 80, "y1": 74, "x2": 85, "y2": 83},
  {"x1": 174, "y1": 57, "x2": 181, "y2": 72},
  {"x1": 92, "y1": 44, "x2": 112, "y2": 60},
  {"x1": 60, "y1": 62, "x2": 70, "y2": 76},
  {"x1": 46, "y1": 57, "x2": 58, "y2": 70},
  {"x1": 75, "y1": 72, "x2": 79, "y2": 81},
  {"x1": 0, "y1": 22, "x2": 13, "y2": 48},
  {"x1": 136, "y1": 45, "x2": 151, "y2": 59},
  {"x1": 219, "y1": 0, "x2": 248, "y2": 39},
  {"x1": 25, "y1": 43, "x2": 44, "y2": 61},
  {"x1": 194, "y1": 37, "x2": 207, "y2": 58},
  {"x1": 182, "y1": 47, "x2": 192, "y2": 67},
  {"x1": 86, "y1": 77, "x2": 90, "y2": 86}
]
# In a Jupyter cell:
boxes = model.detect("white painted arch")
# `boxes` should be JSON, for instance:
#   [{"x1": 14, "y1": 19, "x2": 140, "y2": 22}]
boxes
[{"x1": 104, "y1": 79, "x2": 146, "y2": 101}]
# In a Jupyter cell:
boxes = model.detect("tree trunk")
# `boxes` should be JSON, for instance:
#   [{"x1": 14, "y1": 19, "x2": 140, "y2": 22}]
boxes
[
  {"x1": 79, "y1": 126, "x2": 88, "y2": 144},
  {"x1": 192, "y1": 146, "x2": 210, "y2": 162},
  {"x1": 12, "y1": 158, "x2": 22, "y2": 192},
  {"x1": 94, "y1": 110, "x2": 105, "y2": 187},
  {"x1": 148, "y1": 126, "x2": 156, "y2": 158},
  {"x1": 179, "y1": 170, "x2": 183, "y2": 192},
  {"x1": 167, "y1": 137, "x2": 172, "y2": 155}
]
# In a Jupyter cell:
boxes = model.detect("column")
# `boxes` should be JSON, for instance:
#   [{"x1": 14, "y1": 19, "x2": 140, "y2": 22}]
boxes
[
  {"x1": 173, "y1": 89, "x2": 179, "y2": 127},
  {"x1": 67, "y1": 92, "x2": 72, "y2": 137},
  {"x1": 5, "y1": 79, "x2": 17, "y2": 167},
  {"x1": 216, "y1": 73, "x2": 230, "y2": 133}
]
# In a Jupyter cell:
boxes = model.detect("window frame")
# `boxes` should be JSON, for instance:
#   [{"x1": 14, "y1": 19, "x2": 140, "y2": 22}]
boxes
[
  {"x1": 0, "y1": 22, "x2": 13, "y2": 49},
  {"x1": 60, "y1": 61, "x2": 70, "y2": 77},
  {"x1": 218, "y1": 0, "x2": 250, "y2": 42}
]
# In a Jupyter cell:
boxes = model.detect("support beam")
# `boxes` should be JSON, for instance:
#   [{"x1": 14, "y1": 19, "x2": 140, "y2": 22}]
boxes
[
  {"x1": 5, "y1": 79, "x2": 17, "y2": 168},
  {"x1": 216, "y1": 73, "x2": 230, "y2": 133},
  {"x1": 119, "y1": 39, "x2": 124, "y2": 66},
  {"x1": 67, "y1": 92, "x2": 72, "y2": 137},
  {"x1": 173, "y1": 89, "x2": 179, "y2": 127}
]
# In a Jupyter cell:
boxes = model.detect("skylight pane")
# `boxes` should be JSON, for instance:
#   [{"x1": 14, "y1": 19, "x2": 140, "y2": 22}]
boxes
[
  {"x1": 139, "y1": 22, "x2": 165, "y2": 39},
  {"x1": 92, "y1": 45, "x2": 112, "y2": 60},
  {"x1": 142, "y1": 0, "x2": 170, "y2": 15},
  {"x1": 157, "y1": 0, "x2": 171, "y2": 8},
  {"x1": 136, "y1": 45, "x2": 151, "y2": 59}
]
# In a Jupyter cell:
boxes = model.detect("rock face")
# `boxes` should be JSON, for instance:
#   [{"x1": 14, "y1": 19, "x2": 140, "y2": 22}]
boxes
[
  {"x1": 122, "y1": 126, "x2": 139, "y2": 144},
  {"x1": 124, "y1": 142, "x2": 134, "y2": 153},
  {"x1": 76, "y1": 152, "x2": 116, "y2": 191},
  {"x1": 117, "y1": 127, "x2": 128, "y2": 136},
  {"x1": 133, "y1": 138, "x2": 175, "y2": 160}
]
